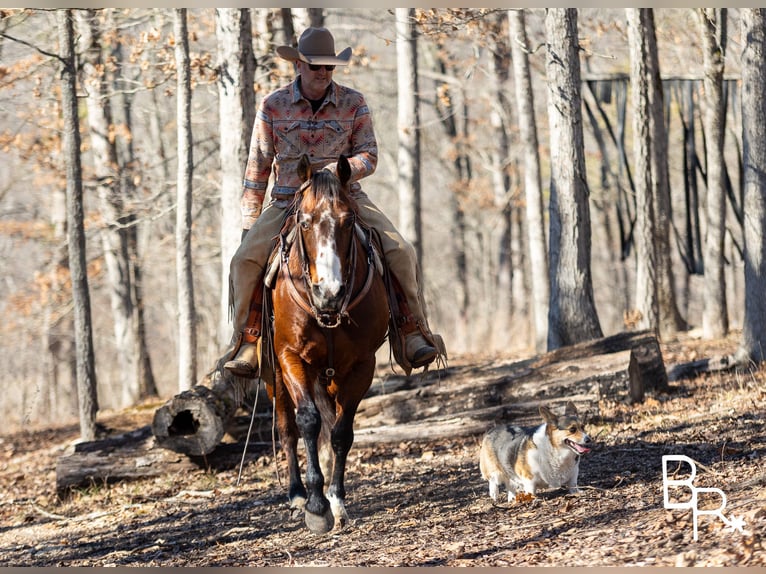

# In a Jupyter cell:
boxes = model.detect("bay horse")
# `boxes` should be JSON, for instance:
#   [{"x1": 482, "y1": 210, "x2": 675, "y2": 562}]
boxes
[{"x1": 264, "y1": 154, "x2": 389, "y2": 534}]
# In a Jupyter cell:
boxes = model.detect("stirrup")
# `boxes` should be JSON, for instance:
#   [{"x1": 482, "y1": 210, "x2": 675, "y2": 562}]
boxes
[
  {"x1": 405, "y1": 332, "x2": 438, "y2": 368},
  {"x1": 224, "y1": 338, "x2": 259, "y2": 378}
]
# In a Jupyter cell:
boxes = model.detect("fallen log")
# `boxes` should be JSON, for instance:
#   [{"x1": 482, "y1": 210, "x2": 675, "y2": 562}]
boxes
[
  {"x1": 152, "y1": 370, "x2": 270, "y2": 456},
  {"x1": 55, "y1": 424, "x2": 271, "y2": 498},
  {"x1": 667, "y1": 354, "x2": 736, "y2": 381},
  {"x1": 355, "y1": 330, "x2": 668, "y2": 431}
]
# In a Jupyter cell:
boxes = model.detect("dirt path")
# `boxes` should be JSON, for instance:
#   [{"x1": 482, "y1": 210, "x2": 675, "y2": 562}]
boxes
[{"x1": 1, "y1": 334, "x2": 764, "y2": 566}]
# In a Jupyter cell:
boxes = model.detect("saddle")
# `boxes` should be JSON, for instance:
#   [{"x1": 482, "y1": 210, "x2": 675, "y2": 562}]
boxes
[{"x1": 259, "y1": 211, "x2": 444, "y2": 378}]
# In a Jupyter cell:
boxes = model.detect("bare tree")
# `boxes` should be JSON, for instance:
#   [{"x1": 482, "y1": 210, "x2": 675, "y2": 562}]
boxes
[
  {"x1": 396, "y1": 8, "x2": 422, "y2": 261},
  {"x1": 57, "y1": 8, "x2": 98, "y2": 440},
  {"x1": 174, "y1": 8, "x2": 197, "y2": 389},
  {"x1": 77, "y1": 9, "x2": 144, "y2": 406},
  {"x1": 626, "y1": 9, "x2": 659, "y2": 333},
  {"x1": 428, "y1": 39, "x2": 470, "y2": 344},
  {"x1": 736, "y1": 9, "x2": 766, "y2": 365},
  {"x1": 486, "y1": 12, "x2": 515, "y2": 349},
  {"x1": 698, "y1": 8, "x2": 729, "y2": 339},
  {"x1": 294, "y1": 8, "x2": 324, "y2": 30},
  {"x1": 215, "y1": 8, "x2": 255, "y2": 346},
  {"x1": 645, "y1": 9, "x2": 687, "y2": 337},
  {"x1": 509, "y1": 8, "x2": 548, "y2": 352},
  {"x1": 544, "y1": 8, "x2": 603, "y2": 350}
]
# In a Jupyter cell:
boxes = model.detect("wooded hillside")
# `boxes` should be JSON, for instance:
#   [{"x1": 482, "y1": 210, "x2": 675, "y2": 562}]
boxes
[{"x1": 0, "y1": 8, "x2": 762, "y2": 431}]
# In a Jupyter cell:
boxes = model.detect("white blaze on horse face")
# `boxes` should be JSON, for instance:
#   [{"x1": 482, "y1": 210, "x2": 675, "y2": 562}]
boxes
[{"x1": 313, "y1": 203, "x2": 344, "y2": 302}]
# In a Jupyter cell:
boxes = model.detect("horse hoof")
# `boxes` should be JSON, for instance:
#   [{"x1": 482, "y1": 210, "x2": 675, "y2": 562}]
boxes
[{"x1": 304, "y1": 509, "x2": 334, "y2": 534}]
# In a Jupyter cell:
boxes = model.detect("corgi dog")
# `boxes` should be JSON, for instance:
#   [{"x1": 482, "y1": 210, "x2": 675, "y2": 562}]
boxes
[{"x1": 479, "y1": 401, "x2": 591, "y2": 502}]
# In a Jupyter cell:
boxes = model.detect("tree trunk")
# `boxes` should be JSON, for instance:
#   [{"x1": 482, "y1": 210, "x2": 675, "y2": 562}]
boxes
[
  {"x1": 174, "y1": 9, "x2": 197, "y2": 390},
  {"x1": 56, "y1": 424, "x2": 271, "y2": 497},
  {"x1": 293, "y1": 8, "x2": 324, "y2": 30},
  {"x1": 356, "y1": 329, "x2": 668, "y2": 439},
  {"x1": 627, "y1": 9, "x2": 659, "y2": 333},
  {"x1": 215, "y1": 8, "x2": 256, "y2": 347},
  {"x1": 430, "y1": 41, "x2": 470, "y2": 346},
  {"x1": 108, "y1": 10, "x2": 158, "y2": 400},
  {"x1": 509, "y1": 9, "x2": 549, "y2": 353},
  {"x1": 58, "y1": 9, "x2": 98, "y2": 441},
  {"x1": 699, "y1": 8, "x2": 729, "y2": 339},
  {"x1": 396, "y1": 8, "x2": 422, "y2": 262},
  {"x1": 736, "y1": 9, "x2": 766, "y2": 364},
  {"x1": 77, "y1": 9, "x2": 143, "y2": 407},
  {"x1": 487, "y1": 12, "x2": 515, "y2": 350},
  {"x1": 645, "y1": 9, "x2": 687, "y2": 338},
  {"x1": 544, "y1": 8, "x2": 603, "y2": 350}
]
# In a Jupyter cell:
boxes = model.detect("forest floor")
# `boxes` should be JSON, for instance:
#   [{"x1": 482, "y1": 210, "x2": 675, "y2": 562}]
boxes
[{"x1": 0, "y1": 331, "x2": 765, "y2": 567}]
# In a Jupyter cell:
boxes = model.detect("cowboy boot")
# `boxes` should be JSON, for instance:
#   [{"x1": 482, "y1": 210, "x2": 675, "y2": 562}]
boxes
[
  {"x1": 224, "y1": 283, "x2": 263, "y2": 378},
  {"x1": 390, "y1": 274, "x2": 438, "y2": 368},
  {"x1": 401, "y1": 317, "x2": 438, "y2": 368}
]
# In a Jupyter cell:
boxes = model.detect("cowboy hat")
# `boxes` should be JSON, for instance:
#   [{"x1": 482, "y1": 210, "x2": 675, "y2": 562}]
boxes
[{"x1": 276, "y1": 27, "x2": 352, "y2": 66}]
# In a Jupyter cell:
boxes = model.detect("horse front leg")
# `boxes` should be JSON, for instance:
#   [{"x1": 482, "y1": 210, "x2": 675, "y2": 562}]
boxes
[
  {"x1": 326, "y1": 361, "x2": 374, "y2": 530},
  {"x1": 272, "y1": 369, "x2": 306, "y2": 512},
  {"x1": 326, "y1": 409, "x2": 354, "y2": 529},
  {"x1": 295, "y1": 397, "x2": 334, "y2": 534}
]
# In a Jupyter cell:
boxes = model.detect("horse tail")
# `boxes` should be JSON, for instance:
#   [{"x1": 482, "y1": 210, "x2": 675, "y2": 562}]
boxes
[{"x1": 313, "y1": 379, "x2": 335, "y2": 481}]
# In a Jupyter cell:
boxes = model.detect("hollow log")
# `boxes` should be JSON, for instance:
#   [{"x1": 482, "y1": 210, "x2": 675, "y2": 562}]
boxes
[{"x1": 152, "y1": 370, "x2": 269, "y2": 456}]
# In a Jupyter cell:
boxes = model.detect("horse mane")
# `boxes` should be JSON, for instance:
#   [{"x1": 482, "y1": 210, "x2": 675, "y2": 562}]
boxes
[{"x1": 299, "y1": 169, "x2": 358, "y2": 214}]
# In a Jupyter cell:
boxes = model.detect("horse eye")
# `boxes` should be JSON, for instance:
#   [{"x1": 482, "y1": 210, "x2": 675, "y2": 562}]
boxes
[{"x1": 299, "y1": 214, "x2": 311, "y2": 230}]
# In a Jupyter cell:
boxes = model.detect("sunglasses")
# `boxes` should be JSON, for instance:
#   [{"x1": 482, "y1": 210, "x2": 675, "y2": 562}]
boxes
[{"x1": 308, "y1": 64, "x2": 336, "y2": 72}]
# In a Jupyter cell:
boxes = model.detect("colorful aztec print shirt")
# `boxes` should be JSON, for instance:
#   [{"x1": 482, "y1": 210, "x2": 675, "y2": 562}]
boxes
[{"x1": 241, "y1": 76, "x2": 379, "y2": 229}]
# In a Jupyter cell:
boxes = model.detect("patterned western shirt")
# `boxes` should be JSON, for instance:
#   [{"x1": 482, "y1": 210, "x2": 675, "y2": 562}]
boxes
[{"x1": 240, "y1": 76, "x2": 378, "y2": 229}]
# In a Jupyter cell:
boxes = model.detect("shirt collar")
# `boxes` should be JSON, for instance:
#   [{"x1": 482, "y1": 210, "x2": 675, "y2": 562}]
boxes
[{"x1": 293, "y1": 76, "x2": 337, "y2": 107}]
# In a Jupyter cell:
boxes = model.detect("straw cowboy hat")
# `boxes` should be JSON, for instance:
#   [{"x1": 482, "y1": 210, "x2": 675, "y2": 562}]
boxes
[{"x1": 276, "y1": 27, "x2": 352, "y2": 66}]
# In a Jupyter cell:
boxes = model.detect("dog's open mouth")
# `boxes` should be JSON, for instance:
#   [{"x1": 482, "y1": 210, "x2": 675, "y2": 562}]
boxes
[{"x1": 565, "y1": 438, "x2": 591, "y2": 454}]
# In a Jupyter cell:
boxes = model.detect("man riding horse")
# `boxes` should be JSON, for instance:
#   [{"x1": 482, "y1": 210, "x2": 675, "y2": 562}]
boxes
[{"x1": 219, "y1": 27, "x2": 444, "y2": 377}]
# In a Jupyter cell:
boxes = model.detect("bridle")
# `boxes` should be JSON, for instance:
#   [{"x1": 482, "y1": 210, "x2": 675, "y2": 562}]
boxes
[{"x1": 281, "y1": 177, "x2": 376, "y2": 330}]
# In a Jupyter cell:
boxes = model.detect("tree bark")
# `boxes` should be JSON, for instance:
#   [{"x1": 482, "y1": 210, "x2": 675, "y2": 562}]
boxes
[
  {"x1": 737, "y1": 9, "x2": 766, "y2": 364},
  {"x1": 627, "y1": 9, "x2": 659, "y2": 333},
  {"x1": 396, "y1": 8, "x2": 422, "y2": 262},
  {"x1": 174, "y1": 9, "x2": 197, "y2": 390},
  {"x1": 646, "y1": 9, "x2": 687, "y2": 338},
  {"x1": 58, "y1": 9, "x2": 99, "y2": 441},
  {"x1": 544, "y1": 8, "x2": 603, "y2": 350},
  {"x1": 509, "y1": 9, "x2": 549, "y2": 353},
  {"x1": 429, "y1": 40, "x2": 470, "y2": 345},
  {"x1": 215, "y1": 8, "x2": 256, "y2": 346},
  {"x1": 699, "y1": 8, "x2": 729, "y2": 339},
  {"x1": 487, "y1": 12, "x2": 515, "y2": 350}
]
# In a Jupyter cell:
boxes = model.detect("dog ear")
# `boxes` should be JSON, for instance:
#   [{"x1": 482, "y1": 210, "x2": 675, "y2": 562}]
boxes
[
  {"x1": 565, "y1": 401, "x2": 578, "y2": 416},
  {"x1": 539, "y1": 405, "x2": 557, "y2": 424}
]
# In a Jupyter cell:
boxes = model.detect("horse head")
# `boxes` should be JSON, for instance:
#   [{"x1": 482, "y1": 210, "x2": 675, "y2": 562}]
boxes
[{"x1": 294, "y1": 154, "x2": 357, "y2": 327}]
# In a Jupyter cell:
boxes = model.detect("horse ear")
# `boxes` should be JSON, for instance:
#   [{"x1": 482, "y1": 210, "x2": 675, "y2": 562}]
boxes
[
  {"x1": 298, "y1": 154, "x2": 312, "y2": 183},
  {"x1": 337, "y1": 155, "x2": 351, "y2": 186}
]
